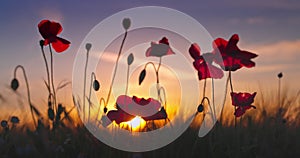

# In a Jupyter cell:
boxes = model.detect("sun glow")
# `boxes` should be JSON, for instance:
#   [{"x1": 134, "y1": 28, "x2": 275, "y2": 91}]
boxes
[{"x1": 122, "y1": 116, "x2": 146, "y2": 131}]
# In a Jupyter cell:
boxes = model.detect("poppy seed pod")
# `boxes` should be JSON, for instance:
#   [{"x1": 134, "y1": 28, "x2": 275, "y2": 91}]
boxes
[
  {"x1": 197, "y1": 104, "x2": 204, "y2": 112},
  {"x1": 104, "y1": 107, "x2": 108, "y2": 113},
  {"x1": 48, "y1": 108, "x2": 55, "y2": 121},
  {"x1": 85, "y1": 43, "x2": 92, "y2": 51},
  {"x1": 58, "y1": 104, "x2": 64, "y2": 115},
  {"x1": 93, "y1": 80, "x2": 100, "y2": 91},
  {"x1": 122, "y1": 18, "x2": 131, "y2": 30},
  {"x1": 11, "y1": 78, "x2": 19, "y2": 91},
  {"x1": 278, "y1": 72, "x2": 283, "y2": 78},
  {"x1": 10, "y1": 116, "x2": 20, "y2": 124},
  {"x1": 127, "y1": 53, "x2": 134, "y2": 65},
  {"x1": 1, "y1": 120, "x2": 8, "y2": 128}
]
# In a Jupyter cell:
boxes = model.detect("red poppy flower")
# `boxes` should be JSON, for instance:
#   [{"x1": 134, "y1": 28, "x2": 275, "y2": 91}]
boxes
[
  {"x1": 231, "y1": 92, "x2": 257, "y2": 117},
  {"x1": 107, "y1": 95, "x2": 165, "y2": 124},
  {"x1": 145, "y1": 37, "x2": 175, "y2": 57},
  {"x1": 189, "y1": 43, "x2": 223, "y2": 80},
  {"x1": 38, "y1": 20, "x2": 70, "y2": 53},
  {"x1": 212, "y1": 34, "x2": 257, "y2": 71}
]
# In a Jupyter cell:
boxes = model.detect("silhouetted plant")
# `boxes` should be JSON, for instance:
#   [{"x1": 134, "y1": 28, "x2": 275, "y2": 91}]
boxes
[{"x1": 11, "y1": 65, "x2": 38, "y2": 128}]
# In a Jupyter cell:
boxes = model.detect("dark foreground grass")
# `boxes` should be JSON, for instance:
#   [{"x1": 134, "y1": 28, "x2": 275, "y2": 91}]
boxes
[{"x1": 0, "y1": 109, "x2": 299, "y2": 158}]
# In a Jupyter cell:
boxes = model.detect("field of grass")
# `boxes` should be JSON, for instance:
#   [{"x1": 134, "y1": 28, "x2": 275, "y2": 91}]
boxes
[{"x1": 1, "y1": 87, "x2": 299, "y2": 158}]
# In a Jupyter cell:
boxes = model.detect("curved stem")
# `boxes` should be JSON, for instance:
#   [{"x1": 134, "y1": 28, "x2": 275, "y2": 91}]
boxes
[
  {"x1": 49, "y1": 45, "x2": 57, "y2": 114},
  {"x1": 40, "y1": 45, "x2": 51, "y2": 94},
  {"x1": 14, "y1": 65, "x2": 37, "y2": 128},
  {"x1": 144, "y1": 61, "x2": 162, "y2": 103},
  {"x1": 96, "y1": 97, "x2": 107, "y2": 125},
  {"x1": 83, "y1": 46, "x2": 90, "y2": 122},
  {"x1": 87, "y1": 72, "x2": 97, "y2": 123},
  {"x1": 105, "y1": 31, "x2": 128, "y2": 108}
]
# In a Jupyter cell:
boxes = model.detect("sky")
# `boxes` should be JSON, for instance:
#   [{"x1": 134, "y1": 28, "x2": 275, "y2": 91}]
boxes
[{"x1": 0, "y1": 0, "x2": 299, "y2": 117}]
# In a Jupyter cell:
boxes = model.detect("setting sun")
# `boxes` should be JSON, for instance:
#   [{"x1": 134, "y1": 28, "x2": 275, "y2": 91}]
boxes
[{"x1": 122, "y1": 116, "x2": 146, "y2": 131}]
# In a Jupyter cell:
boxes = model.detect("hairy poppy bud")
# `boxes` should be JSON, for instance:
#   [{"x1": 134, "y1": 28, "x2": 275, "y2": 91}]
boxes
[
  {"x1": 1, "y1": 120, "x2": 8, "y2": 128},
  {"x1": 122, "y1": 18, "x2": 131, "y2": 30},
  {"x1": 278, "y1": 72, "x2": 283, "y2": 78},
  {"x1": 39, "y1": 40, "x2": 44, "y2": 47},
  {"x1": 48, "y1": 108, "x2": 55, "y2": 121},
  {"x1": 93, "y1": 80, "x2": 100, "y2": 91},
  {"x1": 11, "y1": 78, "x2": 19, "y2": 91},
  {"x1": 127, "y1": 53, "x2": 134, "y2": 65},
  {"x1": 197, "y1": 104, "x2": 204, "y2": 112},
  {"x1": 10, "y1": 116, "x2": 20, "y2": 124}
]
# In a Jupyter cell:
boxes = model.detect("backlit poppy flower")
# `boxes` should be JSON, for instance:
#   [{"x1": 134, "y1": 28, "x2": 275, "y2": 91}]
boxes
[
  {"x1": 212, "y1": 34, "x2": 257, "y2": 71},
  {"x1": 231, "y1": 92, "x2": 257, "y2": 117},
  {"x1": 38, "y1": 20, "x2": 70, "y2": 53},
  {"x1": 189, "y1": 43, "x2": 223, "y2": 80},
  {"x1": 106, "y1": 95, "x2": 165, "y2": 124},
  {"x1": 145, "y1": 37, "x2": 175, "y2": 57}
]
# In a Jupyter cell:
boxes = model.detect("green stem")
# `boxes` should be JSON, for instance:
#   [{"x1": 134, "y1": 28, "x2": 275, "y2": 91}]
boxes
[{"x1": 14, "y1": 65, "x2": 37, "y2": 128}]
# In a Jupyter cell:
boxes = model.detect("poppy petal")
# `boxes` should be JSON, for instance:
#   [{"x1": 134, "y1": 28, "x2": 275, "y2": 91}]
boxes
[
  {"x1": 38, "y1": 20, "x2": 62, "y2": 39},
  {"x1": 51, "y1": 37, "x2": 70, "y2": 53},
  {"x1": 159, "y1": 37, "x2": 169, "y2": 45},
  {"x1": 189, "y1": 43, "x2": 201, "y2": 59}
]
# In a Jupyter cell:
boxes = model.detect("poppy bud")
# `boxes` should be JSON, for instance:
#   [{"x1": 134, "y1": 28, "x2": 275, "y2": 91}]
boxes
[
  {"x1": 48, "y1": 101, "x2": 52, "y2": 107},
  {"x1": 122, "y1": 18, "x2": 131, "y2": 30},
  {"x1": 10, "y1": 116, "x2": 20, "y2": 124},
  {"x1": 93, "y1": 80, "x2": 100, "y2": 91},
  {"x1": 39, "y1": 40, "x2": 44, "y2": 47},
  {"x1": 278, "y1": 72, "x2": 283, "y2": 78},
  {"x1": 58, "y1": 104, "x2": 64, "y2": 114},
  {"x1": 85, "y1": 43, "x2": 92, "y2": 51},
  {"x1": 11, "y1": 78, "x2": 19, "y2": 91},
  {"x1": 1, "y1": 120, "x2": 8, "y2": 128},
  {"x1": 104, "y1": 107, "x2": 108, "y2": 113},
  {"x1": 127, "y1": 53, "x2": 134, "y2": 65},
  {"x1": 197, "y1": 104, "x2": 204, "y2": 112},
  {"x1": 48, "y1": 107, "x2": 55, "y2": 121},
  {"x1": 139, "y1": 69, "x2": 146, "y2": 85}
]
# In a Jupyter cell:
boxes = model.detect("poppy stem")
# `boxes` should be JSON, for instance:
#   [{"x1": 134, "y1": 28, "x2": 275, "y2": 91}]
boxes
[
  {"x1": 229, "y1": 71, "x2": 237, "y2": 128},
  {"x1": 278, "y1": 77, "x2": 281, "y2": 108},
  {"x1": 96, "y1": 97, "x2": 106, "y2": 125},
  {"x1": 87, "y1": 72, "x2": 97, "y2": 123},
  {"x1": 105, "y1": 30, "x2": 128, "y2": 109},
  {"x1": 83, "y1": 45, "x2": 90, "y2": 122},
  {"x1": 125, "y1": 65, "x2": 130, "y2": 97},
  {"x1": 40, "y1": 45, "x2": 51, "y2": 94},
  {"x1": 219, "y1": 75, "x2": 230, "y2": 125},
  {"x1": 49, "y1": 45, "x2": 57, "y2": 115},
  {"x1": 211, "y1": 78, "x2": 216, "y2": 122},
  {"x1": 143, "y1": 61, "x2": 163, "y2": 104},
  {"x1": 203, "y1": 79, "x2": 207, "y2": 99},
  {"x1": 13, "y1": 65, "x2": 37, "y2": 128}
]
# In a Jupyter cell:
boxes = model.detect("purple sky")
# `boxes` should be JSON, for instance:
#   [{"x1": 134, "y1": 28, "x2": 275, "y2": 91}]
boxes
[{"x1": 0, "y1": 0, "x2": 299, "y2": 116}]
